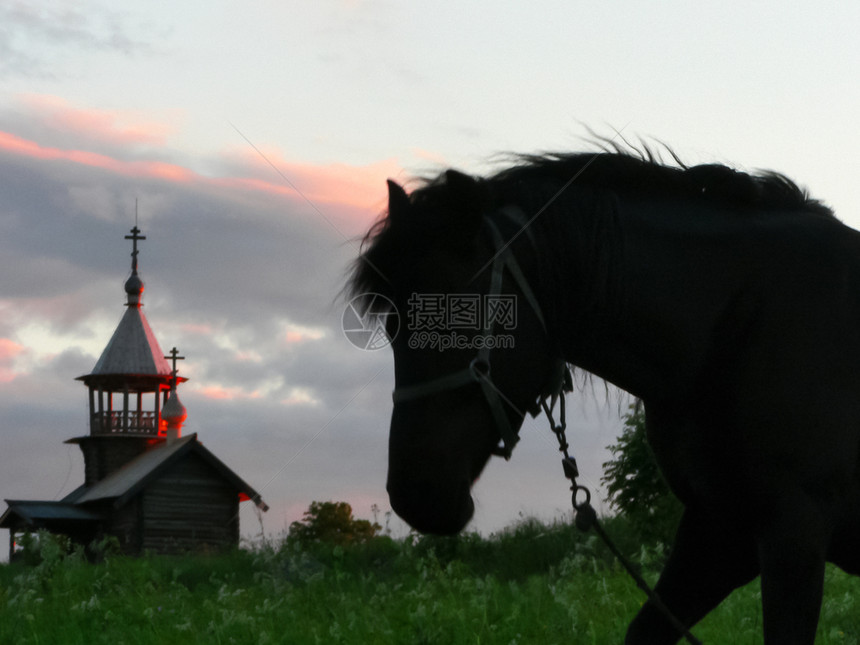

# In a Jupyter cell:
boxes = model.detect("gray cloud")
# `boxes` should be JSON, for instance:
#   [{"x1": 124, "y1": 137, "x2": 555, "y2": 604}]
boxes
[
  {"x1": 0, "y1": 121, "x2": 624, "y2": 557},
  {"x1": 0, "y1": 1, "x2": 159, "y2": 79}
]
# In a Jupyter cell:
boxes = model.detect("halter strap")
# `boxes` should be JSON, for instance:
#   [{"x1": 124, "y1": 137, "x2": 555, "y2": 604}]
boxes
[
  {"x1": 391, "y1": 207, "x2": 566, "y2": 459},
  {"x1": 391, "y1": 367, "x2": 476, "y2": 403}
]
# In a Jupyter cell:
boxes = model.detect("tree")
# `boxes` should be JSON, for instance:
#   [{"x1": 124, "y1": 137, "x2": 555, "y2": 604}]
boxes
[
  {"x1": 602, "y1": 403, "x2": 683, "y2": 545},
  {"x1": 288, "y1": 501, "x2": 381, "y2": 546}
]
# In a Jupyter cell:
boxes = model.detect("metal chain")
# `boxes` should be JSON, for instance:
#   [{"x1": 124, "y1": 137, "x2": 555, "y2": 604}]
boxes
[{"x1": 543, "y1": 390, "x2": 703, "y2": 645}]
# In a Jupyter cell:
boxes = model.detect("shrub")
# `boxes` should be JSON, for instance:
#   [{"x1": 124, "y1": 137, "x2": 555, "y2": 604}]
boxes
[
  {"x1": 287, "y1": 501, "x2": 382, "y2": 547},
  {"x1": 602, "y1": 404, "x2": 683, "y2": 546}
]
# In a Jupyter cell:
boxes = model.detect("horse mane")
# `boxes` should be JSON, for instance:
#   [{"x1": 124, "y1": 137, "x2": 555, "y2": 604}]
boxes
[
  {"x1": 489, "y1": 150, "x2": 832, "y2": 216},
  {"x1": 349, "y1": 144, "x2": 833, "y2": 301}
]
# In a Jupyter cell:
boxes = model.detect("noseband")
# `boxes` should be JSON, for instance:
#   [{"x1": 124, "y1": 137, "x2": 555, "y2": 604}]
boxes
[{"x1": 391, "y1": 207, "x2": 568, "y2": 459}]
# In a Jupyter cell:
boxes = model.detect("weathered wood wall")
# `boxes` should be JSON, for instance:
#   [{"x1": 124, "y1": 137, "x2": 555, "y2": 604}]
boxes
[
  {"x1": 107, "y1": 498, "x2": 140, "y2": 553},
  {"x1": 77, "y1": 436, "x2": 153, "y2": 485},
  {"x1": 138, "y1": 453, "x2": 239, "y2": 554}
]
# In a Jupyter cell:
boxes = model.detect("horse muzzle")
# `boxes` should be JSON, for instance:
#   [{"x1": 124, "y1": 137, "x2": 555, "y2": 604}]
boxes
[{"x1": 387, "y1": 474, "x2": 475, "y2": 535}]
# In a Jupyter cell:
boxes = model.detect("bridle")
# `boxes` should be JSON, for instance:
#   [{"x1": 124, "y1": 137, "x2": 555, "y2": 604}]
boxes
[
  {"x1": 391, "y1": 207, "x2": 570, "y2": 459},
  {"x1": 387, "y1": 206, "x2": 703, "y2": 644}
]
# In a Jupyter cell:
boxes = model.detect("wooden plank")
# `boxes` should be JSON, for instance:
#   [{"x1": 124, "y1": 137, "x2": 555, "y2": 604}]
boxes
[{"x1": 135, "y1": 452, "x2": 241, "y2": 554}]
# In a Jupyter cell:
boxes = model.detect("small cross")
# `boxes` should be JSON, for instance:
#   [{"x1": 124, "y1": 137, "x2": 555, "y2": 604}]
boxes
[
  {"x1": 164, "y1": 347, "x2": 185, "y2": 382},
  {"x1": 125, "y1": 225, "x2": 146, "y2": 273}
]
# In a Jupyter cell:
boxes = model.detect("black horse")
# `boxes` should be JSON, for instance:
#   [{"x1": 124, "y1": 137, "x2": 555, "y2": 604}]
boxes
[{"x1": 348, "y1": 147, "x2": 860, "y2": 644}]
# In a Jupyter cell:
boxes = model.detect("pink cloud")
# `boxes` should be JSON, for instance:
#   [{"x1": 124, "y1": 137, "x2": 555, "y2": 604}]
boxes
[
  {"x1": 195, "y1": 384, "x2": 262, "y2": 401},
  {"x1": 0, "y1": 94, "x2": 405, "y2": 229},
  {"x1": 196, "y1": 385, "x2": 235, "y2": 400},
  {"x1": 226, "y1": 147, "x2": 402, "y2": 211},
  {"x1": 284, "y1": 329, "x2": 324, "y2": 344},
  {"x1": 0, "y1": 127, "x2": 395, "y2": 234},
  {"x1": 285, "y1": 331, "x2": 305, "y2": 344},
  {"x1": 0, "y1": 127, "x2": 399, "y2": 216},
  {"x1": 0, "y1": 338, "x2": 25, "y2": 357},
  {"x1": 0, "y1": 130, "x2": 195, "y2": 182},
  {"x1": 18, "y1": 94, "x2": 176, "y2": 148},
  {"x1": 0, "y1": 338, "x2": 25, "y2": 383}
]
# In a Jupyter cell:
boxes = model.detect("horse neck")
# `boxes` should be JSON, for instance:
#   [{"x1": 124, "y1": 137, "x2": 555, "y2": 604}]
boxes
[{"x1": 544, "y1": 193, "x2": 738, "y2": 401}]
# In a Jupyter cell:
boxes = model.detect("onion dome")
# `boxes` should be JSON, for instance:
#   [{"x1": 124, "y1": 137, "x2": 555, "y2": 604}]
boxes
[
  {"x1": 162, "y1": 389, "x2": 188, "y2": 427},
  {"x1": 124, "y1": 272, "x2": 144, "y2": 307}
]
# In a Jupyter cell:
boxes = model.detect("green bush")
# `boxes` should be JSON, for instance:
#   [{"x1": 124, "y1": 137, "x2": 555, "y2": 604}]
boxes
[
  {"x1": 602, "y1": 403, "x2": 684, "y2": 546},
  {"x1": 287, "y1": 500, "x2": 382, "y2": 546}
]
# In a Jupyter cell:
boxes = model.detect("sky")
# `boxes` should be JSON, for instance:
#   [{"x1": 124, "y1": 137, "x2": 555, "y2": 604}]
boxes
[{"x1": 1, "y1": 0, "x2": 859, "y2": 557}]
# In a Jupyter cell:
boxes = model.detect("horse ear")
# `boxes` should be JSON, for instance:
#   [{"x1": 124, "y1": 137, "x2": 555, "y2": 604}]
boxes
[
  {"x1": 444, "y1": 170, "x2": 486, "y2": 239},
  {"x1": 387, "y1": 179, "x2": 410, "y2": 222}
]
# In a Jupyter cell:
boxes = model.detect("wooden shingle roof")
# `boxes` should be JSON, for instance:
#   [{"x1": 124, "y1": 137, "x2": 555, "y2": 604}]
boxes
[
  {"x1": 75, "y1": 434, "x2": 268, "y2": 511},
  {"x1": 87, "y1": 304, "x2": 172, "y2": 377},
  {"x1": 0, "y1": 501, "x2": 103, "y2": 528}
]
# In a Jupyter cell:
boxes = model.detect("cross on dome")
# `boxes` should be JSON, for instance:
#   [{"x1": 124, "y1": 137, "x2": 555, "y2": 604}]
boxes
[
  {"x1": 165, "y1": 347, "x2": 185, "y2": 384},
  {"x1": 124, "y1": 225, "x2": 146, "y2": 274},
  {"x1": 123, "y1": 225, "x2": 147, "y2": 308}
]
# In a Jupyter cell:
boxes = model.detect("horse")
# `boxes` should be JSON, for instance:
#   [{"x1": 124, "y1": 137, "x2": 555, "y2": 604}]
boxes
[{"x1": 347, "y1": 145, "x2": 860, "y2": 644}]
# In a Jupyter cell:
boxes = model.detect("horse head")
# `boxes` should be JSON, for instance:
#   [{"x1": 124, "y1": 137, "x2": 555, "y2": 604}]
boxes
[
  {"x1": 349, "y1": 148, "x2": 857, "y2": 643},
  {"x1": 353, "y1": 171, "x2": 561, "y2": 534}
]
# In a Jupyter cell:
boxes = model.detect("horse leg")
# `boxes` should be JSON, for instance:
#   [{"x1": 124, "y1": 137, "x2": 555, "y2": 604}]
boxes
[
  {"x1": 625, "y1": 506, "x2": 758, "y2": 645},
  {"x1": 756, "y1": 494, "x2": 829, "y2": 645}
]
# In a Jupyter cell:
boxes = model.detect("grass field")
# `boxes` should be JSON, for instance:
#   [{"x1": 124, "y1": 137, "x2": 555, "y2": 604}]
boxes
[{"x1": 2, "y1": 517, "x2": 859, "y2": 644}]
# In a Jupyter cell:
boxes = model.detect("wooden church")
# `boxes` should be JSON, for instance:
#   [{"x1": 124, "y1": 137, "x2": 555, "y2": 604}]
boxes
[{"x1": 1, "y1": 227, "x2": 268, "y2": 558}]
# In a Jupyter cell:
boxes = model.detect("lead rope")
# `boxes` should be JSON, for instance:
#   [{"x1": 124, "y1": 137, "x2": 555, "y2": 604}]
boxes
[{"x1": 542, "y1": 391, "x2": 703, "y2": 645}]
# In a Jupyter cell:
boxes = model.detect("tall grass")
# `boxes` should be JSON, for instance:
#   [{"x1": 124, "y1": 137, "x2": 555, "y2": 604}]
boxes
[{"x1": 1, "y1": 517, "x2": 858, "y2": 644}]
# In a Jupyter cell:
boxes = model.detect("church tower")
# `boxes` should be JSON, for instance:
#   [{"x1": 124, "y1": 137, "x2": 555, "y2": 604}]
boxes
[
  {"x1": 70, "y1": 226, "x2": 187, "y2": 484},
  {"x1": 2, "y1": 223, "x2": 265, "y2": 558}
]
